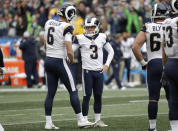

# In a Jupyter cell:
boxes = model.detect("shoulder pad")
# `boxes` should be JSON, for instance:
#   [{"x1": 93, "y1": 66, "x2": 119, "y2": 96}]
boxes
[
  {"x1": 63, "y1": 24, "x2": 74, "y2": 36},
  {"x1": 141, "y1": 23, "x2": 149, "y2": 32}
]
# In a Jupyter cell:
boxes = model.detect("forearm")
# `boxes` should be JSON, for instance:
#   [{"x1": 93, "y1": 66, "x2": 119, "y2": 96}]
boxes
[
  {"x1": 64, "y1": 32, "x2": 74, "y2": 64},
  {"x1": 65, "y1": 41, "x2": 74, "y2": 64},
  {"x1": 44, "y1": 41, "x2": 46, "y2": 50},
  {"x1": 104, "y1": 43, "x2": 114, "y2": 66},
  {"x1": 132, "y1": 31, "x2": 146, "y2": 62},
  {"x1": 132, "y1": 45, "x2": 143, "y2": 62},
  {"x1": 67, "y1": 52, "x2": 74, "y2": 63}
]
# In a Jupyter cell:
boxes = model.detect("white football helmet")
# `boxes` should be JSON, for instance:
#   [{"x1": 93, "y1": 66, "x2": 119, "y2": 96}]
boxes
[
  {"x1": 151, "y1": 3, "x2": 167, "y2": 22},
  {"x1": 84, "y1": 17, "x2": 100, "y2": 37},
  {"x1": 57, "y1": 4, "x2": 76, "y2": 22},
  {"x1": 170, "y1": 0, "x2": 178, "y2": 15}
]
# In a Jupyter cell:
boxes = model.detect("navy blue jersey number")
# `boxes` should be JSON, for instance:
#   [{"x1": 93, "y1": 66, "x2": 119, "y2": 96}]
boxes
[
  {"x1": 90, "y1": 45, "x2": 98, "y2": 59},
  {"x1": 47, "y1": 27, "x2": 55, "y2": 45},
  {"x1": 166, "y1": 26, "x2": 173, "y2": 47},
  {"x1": 150, "y1": 33, "x2": 161, "y2": 52}
]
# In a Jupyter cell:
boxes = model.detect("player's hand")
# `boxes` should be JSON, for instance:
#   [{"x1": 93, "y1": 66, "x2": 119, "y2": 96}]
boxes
[
  {"x1": 160, "y1": 71, "x2": 169, "y2": 88},
  {"x1": 100, "y1": 65, "x2": 109, "y2": 74},
  {"x1": 66, "y1": 56, "x2": 73, "y2": 65},
  {"x1": 142, "y1": 65, "x2": 147, "y2": 70},
  {"x1": 140, "y1": 59, "x2": 147, "y2": 70}
]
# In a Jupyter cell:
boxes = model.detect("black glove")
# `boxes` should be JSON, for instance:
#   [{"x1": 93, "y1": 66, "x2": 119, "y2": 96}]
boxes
[
  {"x1": 142, "y1": 65, "x2": 147, "y2": 70},
  {"x1": 160, "y1": 71, "x2": 169, "y2": 88}
]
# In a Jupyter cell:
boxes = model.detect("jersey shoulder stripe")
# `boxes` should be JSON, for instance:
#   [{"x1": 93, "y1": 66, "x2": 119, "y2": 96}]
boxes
[
  {"x1": 141, "y1": 22, "x2": 150, "y2": 32},
  {"x1": 63, "y1": 24, "x2": 74, "y2": 36}
]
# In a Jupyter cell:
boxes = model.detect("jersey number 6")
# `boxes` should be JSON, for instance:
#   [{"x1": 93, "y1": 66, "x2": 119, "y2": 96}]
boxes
[
  {"x1": 47, "y1": 27, "x2": 55, "y2": 45},
  {"x1": 150, "y1": 33, "x2": 161, "y2": 52}
]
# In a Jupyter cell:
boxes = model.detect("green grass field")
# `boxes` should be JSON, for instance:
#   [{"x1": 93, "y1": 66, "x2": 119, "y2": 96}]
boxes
[{"x1": 0, "y1": 87, "x2": 170, "y2": 131}]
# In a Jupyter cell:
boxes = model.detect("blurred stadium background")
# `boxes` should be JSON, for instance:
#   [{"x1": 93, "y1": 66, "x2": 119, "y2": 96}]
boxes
[{"x1": 0, "y1": 0, "x2": 170, "y2": 130}]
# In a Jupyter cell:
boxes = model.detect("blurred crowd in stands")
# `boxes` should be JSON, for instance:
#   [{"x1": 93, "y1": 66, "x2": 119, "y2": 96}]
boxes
[
  {"x1": 0, "y1": 0, "x2": 168, "y2": 88},
  {"x1": 0, "y1": 0, "x2": 155, "y2": 37}
]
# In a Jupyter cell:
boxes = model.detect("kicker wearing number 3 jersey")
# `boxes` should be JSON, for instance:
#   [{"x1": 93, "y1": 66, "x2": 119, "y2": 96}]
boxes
[
  {"x1": 73, "y1": 18, "x2": 114, "y2": 127},
  {"x1": 73, "y1": 33, "x2": 112, "y2": 71}
]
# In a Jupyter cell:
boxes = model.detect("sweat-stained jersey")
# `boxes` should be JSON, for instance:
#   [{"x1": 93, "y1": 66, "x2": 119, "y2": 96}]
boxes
[
  {"x1": 44, "y1": 19, "x2": 73, "y2": 59},
  {"x1": 73, "y1": 33, "x2": 113, "y2": 71},
  {"x1": 141, "y1": 22, "x2": 164, "y2": 62},
  {"x1": 163, "y1": 17, "x2": 178, "y2": 58}
]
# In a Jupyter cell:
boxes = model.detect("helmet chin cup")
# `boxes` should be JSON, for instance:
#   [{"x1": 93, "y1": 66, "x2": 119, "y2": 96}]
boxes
[{"x1": 85, "y1": 33, "x2": 95, "y2": 37}]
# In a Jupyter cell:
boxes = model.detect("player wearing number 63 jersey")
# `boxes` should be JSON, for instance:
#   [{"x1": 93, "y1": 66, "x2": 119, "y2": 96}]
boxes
[
  {"x1": 132, "y1": 3, "x2": 170, "y2": 131},
  {"x1": 44, "y1": 4, "x2": 94, "y2": 130},
  {"x1": 162, "y1": 0, "x2": 178, "y2": 130},
  {"x1": 73, "y1": 17, "x2": 114, "y2": 127}
]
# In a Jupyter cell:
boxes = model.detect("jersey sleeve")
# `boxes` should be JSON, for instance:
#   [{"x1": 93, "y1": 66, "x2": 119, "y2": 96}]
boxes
[
  {"x1": 104, "y1": 43, "x2": 114, "y2": 66},
  {"x1": 63, "y1": 24, "x2": 74, "y2": 36},
  {"x1": 141, "y1": 23, "x2": 147, "y2": 32},
  {"x1": 73, "y1": 36, "x2": 79, "y2": 45},
  {"x1": 104, "y1": 34, "x2": 110, "y2": 46},
  {"x1": 72, "y1": 36, "x2": 80, "y2": 52}
]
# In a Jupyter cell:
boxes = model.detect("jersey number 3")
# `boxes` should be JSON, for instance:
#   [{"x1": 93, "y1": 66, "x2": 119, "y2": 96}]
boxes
[
  {"x1": 47, "y1": 27, "x2": 55, "y2": 45},
  {"x1": 90, "y1": 45, "x2": 98, "y2": 59}
]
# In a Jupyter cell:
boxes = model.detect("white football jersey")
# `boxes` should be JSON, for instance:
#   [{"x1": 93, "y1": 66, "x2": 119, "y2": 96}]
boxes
[
  {"x1": 121, "y1": 37, "x2": 134, "y2": 59},
  {"x1": 73, "y1": 33, "x2": 112, "y2": 71},
  {"x1": 142, "y1": 22, "x2": 164, "y2": 62},
  {"x1": 163, "y1": 17, "x2": 178, "y2": 58},
  {"x1": 44, "y1": 19, "x2": 73, "y2": 58}
]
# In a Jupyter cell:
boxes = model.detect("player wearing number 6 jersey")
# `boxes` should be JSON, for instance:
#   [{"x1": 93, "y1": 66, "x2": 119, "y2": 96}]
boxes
[
  {"x1": 132, "y1": 3, "x2": 170, "y2": 131},
  {"x1": 72, "y1": 17, "x2": 114, "y2": 127},
  {"x1": 44, "y1": 4, "x2": 93, "y2": 129},
  {"x1": 162, "y1": 0, "x2": 178, "y2": 130}
]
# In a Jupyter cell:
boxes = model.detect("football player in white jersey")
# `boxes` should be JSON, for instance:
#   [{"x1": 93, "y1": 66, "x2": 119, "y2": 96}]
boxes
[
  {"x1": 72, "y1": 17, "x2": 114, "y2": 127},
  {"x1": 132, "y1": 3, "x2": 170, "y2": 131},
  {"x1": 44, "y1": 4, "x2": 93, "y2": 129},
  {"x1": 162, "y1": 0, "x2": 178, "y2": 130}
]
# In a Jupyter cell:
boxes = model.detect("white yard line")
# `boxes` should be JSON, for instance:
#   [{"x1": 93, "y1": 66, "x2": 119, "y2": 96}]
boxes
[
  {"x1": 0, "y1": 88, "x2": 149, "y2": 92},
  {"x1": 3, "y1": 113, "x2": 168, "y2": 126},
  {"x1": 40, "y1": 114, "x2": 64, "y2": 117},
  {"x1": 0, "y1": 103, "x2": 136, "y2": 114},
  {"x1": 129, "y1": 99, "x2": 168, "y2": 103},
  {"x1": 0, "y1": 114, "x2": 24, "y2": 117},
  {"x1": 0, "y1": 94, "x2": 148, "y2": 104},
  {"x1": 0, "y1": 87, "x2": 167, "y2": 92}
]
